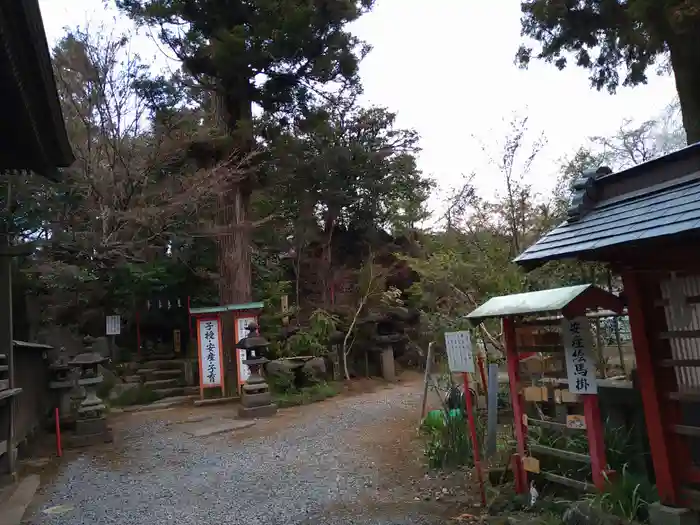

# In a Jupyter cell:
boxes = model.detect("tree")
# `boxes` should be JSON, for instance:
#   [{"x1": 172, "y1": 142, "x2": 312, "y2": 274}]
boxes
[
  {"x1": 516, "y1": 0, "x2": 700, "y2": 143},
  {"x1": 17, "y1": 27, "x2": 241, "y2": 332},
  {"x1": 261, "y1": 87, "x2": 432, "y2": 308},
  {"x1": 117, "y1": 0, "x2": 375, "y2": 306}
]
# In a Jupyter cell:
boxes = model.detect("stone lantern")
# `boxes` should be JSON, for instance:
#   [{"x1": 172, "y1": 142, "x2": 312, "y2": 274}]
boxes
[
  {"x1": 237, "y1": 323, "x2": 277, "y2": 418},
  {"x1": 49, "y1": 347, "x2": 77, "y2": 426},
  {"x1": 68, "y1": 349, "x2": 113, "y2": 447}
]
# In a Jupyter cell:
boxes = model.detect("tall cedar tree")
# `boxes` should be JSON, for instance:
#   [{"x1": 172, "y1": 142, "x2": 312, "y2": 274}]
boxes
[
  {"x1": 117, "y1": 0, "x2": 374, "y2": 305},
  {"x1": 516, "y1": 0, "x2": 700, "y2": 143}
]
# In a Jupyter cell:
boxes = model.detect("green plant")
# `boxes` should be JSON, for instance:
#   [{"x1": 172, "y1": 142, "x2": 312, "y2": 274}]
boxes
[
  {"x1": 273, "y1": 382, "x2": 340, "y2": 408},
  {"x1": 584, "y1": 465, "x2": 658, "y2": 523},
  {"x1": 421, "y1": 408, "x2": 486, "y2": 469},
  {"x1": 281, "y1": 309, "x2": 339, "y2": 358},
  {"x1": 267, "y1": 367, "x2": 296, "y2": 394},
  {"x1": 110, "y1": 386, "x2": 163, "y2": 407}
]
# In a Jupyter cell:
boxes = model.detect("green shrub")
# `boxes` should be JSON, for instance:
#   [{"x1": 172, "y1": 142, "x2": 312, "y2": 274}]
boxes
[
  {"x1": 274, "y1": 382, "x2": 340, "y2": 408},
  {"x1": 421, "y1": 409, "x2": 486, "y2": 469},
  {"x1": 267, "y1": 366, "x2": 296, "y2": 394},
  {"x1": 584, "y1": 465, "x2": 658, "y2": 523},
  {"x1": 110, "y1": 386, "x2": 163, "y2": 407}
]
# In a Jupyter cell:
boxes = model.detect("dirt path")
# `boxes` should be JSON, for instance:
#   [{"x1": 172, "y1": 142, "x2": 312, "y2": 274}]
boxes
[{"x1": 25, "y1": 375, "x2": 480, "y2": 525}]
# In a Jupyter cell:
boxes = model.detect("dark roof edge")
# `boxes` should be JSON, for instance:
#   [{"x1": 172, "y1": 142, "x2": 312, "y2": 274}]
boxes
[
  {"x1": 7, "y1": 0, "x2": 73, "y2": 170},
  {"x1": 596, "y1": 140, "x2": 699, "y2": 185}
]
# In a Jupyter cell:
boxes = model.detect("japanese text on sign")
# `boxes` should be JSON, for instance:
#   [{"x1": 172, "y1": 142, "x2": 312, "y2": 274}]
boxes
[
  {"x1": 105, "y1": 315, "x2": 121, "y2": 336},
  {"x1": 561, "y1": 317, "x2": 598, "y2": 394},
  {"x1": 197, "y1": 318, "x2": 222, "y2": 387},
  {"x1": 445, "y1": 331, "x2": 475, "y2": 374}
]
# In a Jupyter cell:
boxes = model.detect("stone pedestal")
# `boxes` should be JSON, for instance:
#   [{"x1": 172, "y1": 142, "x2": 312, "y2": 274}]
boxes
[
  {"x1": 380, "y1": 348, "x2": 396, "y2": 381},
  {"x1": 49, "y1": 350, "x2": 75, "y2": 425},
  {"x1": 649, "y1": 502, "x2": 699, "y2": 525},
  {"x1": 237, "y1": 323, "x2": 277, "y2": 419}
]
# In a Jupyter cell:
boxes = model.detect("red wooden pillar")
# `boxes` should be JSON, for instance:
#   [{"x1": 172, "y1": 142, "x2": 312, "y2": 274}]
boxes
[
  {"x1": 623, "y1": 270, "x2": 679, "y2": 505},
  {"x1": 583, "y1": 394, "x2": 608, "y2": 490},
  {"x1": 503, "y1": 316, "x2": 528, "y2": 493}
]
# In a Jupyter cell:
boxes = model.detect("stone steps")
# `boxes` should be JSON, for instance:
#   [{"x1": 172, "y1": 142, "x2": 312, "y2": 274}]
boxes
[
  {"x1": 154, "y1": 386, "x2": 199, "y2": 398},
  {"x1": 144, "y1": 378, "x2": 181, "y2": 389}
]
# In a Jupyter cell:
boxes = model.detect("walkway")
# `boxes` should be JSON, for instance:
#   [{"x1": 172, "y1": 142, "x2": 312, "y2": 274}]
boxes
[{"x1": 25, "y1": 377, "x2": 476, "y2": 525}]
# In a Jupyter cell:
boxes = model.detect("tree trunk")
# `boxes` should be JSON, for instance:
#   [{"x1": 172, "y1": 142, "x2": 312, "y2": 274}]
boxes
[
  {"x1": 214, "y1": 80, "x2": 253, "y2": 396},
  {"x1": 668, "y1": 34, "x2": 700, "y2": 144}
]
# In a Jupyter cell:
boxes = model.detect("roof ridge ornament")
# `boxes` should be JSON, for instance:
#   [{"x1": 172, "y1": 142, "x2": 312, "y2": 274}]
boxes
[{"x1": 566, "y1": 166, "x2": 612, "y2": 222}]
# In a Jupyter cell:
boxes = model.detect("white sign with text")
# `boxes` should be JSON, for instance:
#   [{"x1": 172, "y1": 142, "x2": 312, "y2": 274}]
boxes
[
  {"x1": 445, "y1": 331, "x2": 475, "y2": 373},
  {"x1": 561, "y1": 317, "x2": 598, "y2": 394}
]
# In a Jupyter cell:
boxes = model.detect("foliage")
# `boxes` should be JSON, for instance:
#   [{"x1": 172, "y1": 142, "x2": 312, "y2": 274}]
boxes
[
  {"x1": 110, "y1": 386, "x2": 164, "y2": 407},
  {"x1": 421, "y1": 408, "x2": 486, "y2": 469},
  {"x1": 584, "y1": 466, "x2": 658, "y2": 523},
  {"x1": 516, "y1": 0, "x2": 699, "y2": 141},
  {"x1": 273, "y1": 381, "x2": 340, "y2": 408},
  {"x1": 278, "y1": 309, "x2": 339, "y2": 357}
]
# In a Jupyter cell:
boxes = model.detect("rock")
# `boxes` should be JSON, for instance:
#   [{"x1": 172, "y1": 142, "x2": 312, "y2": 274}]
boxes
[
  {"x1": 562, "y1": 501, "x2": 625, "y2": 525},
  {"x1": 91, "y1": 336, "x2": 111, "y2": 359},
  {"x1": 301, "y1": 356, "x2": 327, "y2": 384},
  {"x1": 266, "y1": 359, "x2": 297, "y2": 390},
  {"x1": 109, "y1": 382, "x2": 139, "y2": 400}
]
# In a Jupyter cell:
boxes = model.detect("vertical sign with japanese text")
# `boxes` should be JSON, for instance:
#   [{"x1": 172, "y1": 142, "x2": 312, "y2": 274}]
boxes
[
  {"x1": 197, "y1": 318, "x2": 223, "y2": 388},
  {"x1": 561, "y1": 317, "x2": 598, "y2": 394}
]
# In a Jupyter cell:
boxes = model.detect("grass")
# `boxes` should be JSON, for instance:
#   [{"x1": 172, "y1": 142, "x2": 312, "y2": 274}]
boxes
[{"x1": 273, "y1": 381, "x2": 341, "y2": 408}]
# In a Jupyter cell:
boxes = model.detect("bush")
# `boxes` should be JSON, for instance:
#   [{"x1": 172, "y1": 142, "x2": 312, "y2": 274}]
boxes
[
  {"x1": 267, "y1": 366, "x2": 296, "y2": 394},
  {"x1": 110, "y1": 386, "x2": 163, "y2": 407},
  {"x1": 273, "y1": 382, "x2": 340, "y2": 408},
  {"x1": 584, "y1": 465, "x2": 658, "y2": 523},
  {"x1": 421, "y1": 408, "x2": 485, "y2": 469}
]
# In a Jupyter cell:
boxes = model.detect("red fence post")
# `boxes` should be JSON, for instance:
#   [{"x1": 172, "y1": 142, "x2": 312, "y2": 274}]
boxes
[
  {"x1": 503, "y1": 316, "x2": 528, "y2": 494},
  {"x1": 583, "y1": 394, "x2": 608, "y2": 490},
  {"x1": 623, "y1": 270, "x2": 679, "y2": 505}
]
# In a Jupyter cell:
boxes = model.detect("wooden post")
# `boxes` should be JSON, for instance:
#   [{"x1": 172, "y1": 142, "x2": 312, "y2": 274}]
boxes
[
  {"x1": 419, "y1": 342, "x2": 434, "y2": 426},
  {"x1": 622, "y1": 270, "x2": 678, "y2": 505},
  {"x1": 462, "y1": 372, "x2": 486, "y2": 506},
  {"x1": 1, "y1": 178, "x2": 15, "y2": 479},
  {"x1": 583, "y1": 394, "x2": 608, "y2": 490},
  {"x1": 503, "y1": 317, "x2": 528, "y2": 494}
]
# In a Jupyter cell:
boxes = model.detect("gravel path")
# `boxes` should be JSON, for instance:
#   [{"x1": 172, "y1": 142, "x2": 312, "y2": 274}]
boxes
[{"x1": 26, "y1": 378, "x2": 471, "y2": 525}]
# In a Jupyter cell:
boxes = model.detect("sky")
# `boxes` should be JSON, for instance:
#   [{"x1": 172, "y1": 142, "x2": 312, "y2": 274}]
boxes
[{"x1": 39, "y1": 0, "x2": 679, "y2": 220}]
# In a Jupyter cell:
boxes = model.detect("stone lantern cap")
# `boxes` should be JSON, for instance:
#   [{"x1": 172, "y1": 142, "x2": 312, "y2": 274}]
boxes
[
  {"x1": 70, "y1": 351, "x2": 107, "y2": 366},
  {"x1": 236, "y1": 322, "x2": 270, "y2": 350}
]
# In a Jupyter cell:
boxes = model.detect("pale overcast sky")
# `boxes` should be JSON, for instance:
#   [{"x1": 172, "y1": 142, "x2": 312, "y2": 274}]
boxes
[{"x1": 39, "y1": 0, "x2": 679, "y2": 218}]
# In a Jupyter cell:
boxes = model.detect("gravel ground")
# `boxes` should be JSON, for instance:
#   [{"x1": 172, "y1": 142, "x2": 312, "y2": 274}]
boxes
[{"x1": 25, "y1": 378, "x2": 475, "y2": 525}]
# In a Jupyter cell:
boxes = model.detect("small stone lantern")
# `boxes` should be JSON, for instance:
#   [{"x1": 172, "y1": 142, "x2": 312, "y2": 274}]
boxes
[
  {"x1": 237, "y1": 323, "x2": 277, "y2": 418},
  {"x1": 49, "y1": 347, "x2": 76, "y2": 425},
  {"x1": 68, "y1": 349, "x2": 113, "y2": 446}
]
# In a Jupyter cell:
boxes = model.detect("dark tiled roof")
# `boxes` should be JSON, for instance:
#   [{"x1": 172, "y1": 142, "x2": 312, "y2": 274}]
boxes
[{"x1": 515, "y1": 175, "x2": 700, "y2": 266}]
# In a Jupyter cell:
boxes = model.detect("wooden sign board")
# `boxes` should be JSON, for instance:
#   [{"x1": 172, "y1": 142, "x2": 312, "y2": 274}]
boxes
[
  {"x1": 523, "y1": 456, "x2": 541, "y2": 474},
  {"x1": 445, "y1": 331, "x2": 475, "y2": 373},
  {"x1": 566, "y1": 414, "x2": 587, "y2": 430},
  {"x1": 523, "y1": 386, "x2": 548, "y2": 402},
  {"x1": 173, "y1": 329, "x2": 181, "y2": 354},
  {"x1": 561, "y1": 390, "x2": 581, "y2": 404}
]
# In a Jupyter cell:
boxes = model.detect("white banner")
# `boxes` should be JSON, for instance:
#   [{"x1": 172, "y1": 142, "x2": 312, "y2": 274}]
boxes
[
  {"x1": 237, "y1": 317, "x2": 257, "y2": 383},
  {"x1": 561, "y1": 317, "x2": 598, "y2": 394},
  {"x1": 105, "y1": 315, "x2": 121, "y2": 336},
  {"x1": 445, "y1": 331, "x2": 475, "y2": 373},
  {"x1": 197, "y1": 318, "x2": 223, "y2": 387}
]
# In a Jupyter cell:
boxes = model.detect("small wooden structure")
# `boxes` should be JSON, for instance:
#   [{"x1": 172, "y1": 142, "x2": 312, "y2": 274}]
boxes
[
  {"x1": 188, "y1": 301, "x2": 264, "y2": 397},
  {"x1": 467, "y1": 284, "x2": 623, "y2": 493},
  {"x1": 515, "y1": 144, "x2": 700, "y2": 508},
  {"x1": 0, "y1": 0, "x2": 74, "y2": 481}
]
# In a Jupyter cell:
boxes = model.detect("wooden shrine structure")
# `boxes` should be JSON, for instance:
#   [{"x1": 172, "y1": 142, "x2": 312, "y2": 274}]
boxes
[
  {"x1": 515, "y1": 143, "x2": 700, "y2": 509},
  {"x1": 467, "y1": 284, "x2": 623, "y2": 494},
  {"x1": 0, "y1": 0, "x2": 73, "y2": 481}
]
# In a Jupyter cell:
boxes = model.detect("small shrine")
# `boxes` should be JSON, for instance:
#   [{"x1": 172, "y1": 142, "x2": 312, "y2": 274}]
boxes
[{"x1": 237, "y1": 323, "x2": 277, "y2": 418}]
